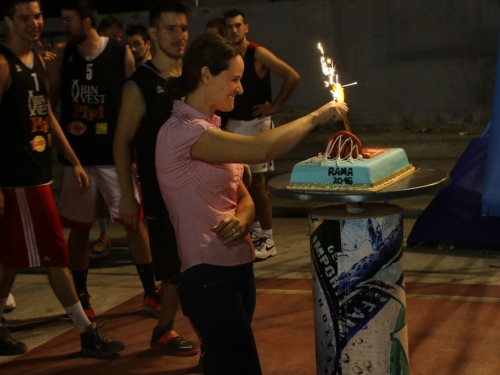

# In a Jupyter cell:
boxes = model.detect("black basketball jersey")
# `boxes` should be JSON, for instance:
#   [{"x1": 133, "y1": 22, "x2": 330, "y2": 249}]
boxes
[
  {"x1": 128, "y1": 61, "x2": 172, "y2": 218},
  {"x1": 227, "y1": 42, "x2": 272, "y2": 121},
  {"x1": 0, "y1": 45, "x2": 52, "y2": 188},
  {"x1": 59, "y1": 38, "x2": 126, "y2": 166}
]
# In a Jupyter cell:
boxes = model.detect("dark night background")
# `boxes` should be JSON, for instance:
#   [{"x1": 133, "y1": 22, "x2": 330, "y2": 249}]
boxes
[
  {"x1": 4, "y1": 0, "x2": 496, "y2": 125},
  {"x1": 40, "y1": 1, "x2": 160, "y2": 18}
]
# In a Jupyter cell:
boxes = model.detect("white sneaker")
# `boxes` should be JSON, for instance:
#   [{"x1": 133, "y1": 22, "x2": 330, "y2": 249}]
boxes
[
  {"x1": 254, "y1": 237, "x2": 277, "y2": 260},
  {"x1": 4, "y1": 293, "x2": 16, "y2": 313},
  {"x1": 250, "y1": 230, "x2": 262, "y2": 245}
]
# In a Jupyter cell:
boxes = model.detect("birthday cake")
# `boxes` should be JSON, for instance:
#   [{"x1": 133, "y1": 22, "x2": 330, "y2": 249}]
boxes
[{"x1": 288, "y1": 131, "x2": 415, "y2": 191}]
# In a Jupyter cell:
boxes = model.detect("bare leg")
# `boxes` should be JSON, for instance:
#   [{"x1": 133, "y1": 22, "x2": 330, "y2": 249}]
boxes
[
  {"x1": 248, "y1": 172, "x2": 273, "y2": 230},
  {"x1": 46, "y1": 267, "x2": 79, "y2": 307},
  {"x1": 68, "y1": 227, "x2": 91, "y2": 271},
  {"x1": 123, "y1": 221, "x2": 157, "y2": 300},
  {"x1": 158, "y1": 283, "x2": 179, "y2": 328},
  {"x1": 95, "y1": 191, "x2": 110, "y2": 222},
  {"x1": 94, "y1": 191, "x2": 110, "y2": 245},
  {"x1": 123, "y1": 221, "x2": 152, "y2": 264},
  {"x1": 46, "y1": 267, "x2": 93, "y2": 334}
]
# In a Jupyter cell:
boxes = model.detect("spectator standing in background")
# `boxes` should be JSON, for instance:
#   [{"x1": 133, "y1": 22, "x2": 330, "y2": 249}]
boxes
[
  {"x1": 47, "y1": 0, "x2": 160, "y2": 320},
  {"x1": 223, "y1": 8, "x2": 301, "y2": 260},
  {"x1": 126, "y1": 23, "x2": 152, "y2": 67},
  {"x1": 205, "y1": 17, "x2": 225, "y2": 37},
  {"x1": 114, "y1": 0, "x2": 199, "y2": 357},
  {"x1": 97, "y1": 14, "x2": 124, "y2": 41}
]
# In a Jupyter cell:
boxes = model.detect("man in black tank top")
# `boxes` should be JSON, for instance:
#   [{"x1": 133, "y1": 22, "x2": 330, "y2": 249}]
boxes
[
  {"x1": 87, "y1": 14, "x2": 126, "y2": 256},
  {"x1": 223, "y1": 9, "x2": 301, "y2": 261},
  {"x1": 0, "y1": 0, "x2": 124, "y2": 358},
  {"x1": 46, "y1": 0, "x2": 161, "y2": 325},
  {"x1": 114, "y1": 1, "x2": 199, "y2": 357}
]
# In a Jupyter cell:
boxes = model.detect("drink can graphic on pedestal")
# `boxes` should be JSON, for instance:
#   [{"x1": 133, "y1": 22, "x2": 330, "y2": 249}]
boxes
[{"x1": 309, "y1": 203, "x2": 409, "y2": 375}]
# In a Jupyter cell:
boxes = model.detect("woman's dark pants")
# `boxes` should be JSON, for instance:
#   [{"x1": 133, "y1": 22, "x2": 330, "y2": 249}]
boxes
[{"x1": 178, "y1": 262, "x2": 262, "y2": 375}]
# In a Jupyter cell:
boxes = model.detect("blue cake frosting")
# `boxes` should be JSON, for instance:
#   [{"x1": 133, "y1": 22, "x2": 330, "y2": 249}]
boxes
[{"x1": 289, "y1": 146, "x2": 414, "y2": 191}]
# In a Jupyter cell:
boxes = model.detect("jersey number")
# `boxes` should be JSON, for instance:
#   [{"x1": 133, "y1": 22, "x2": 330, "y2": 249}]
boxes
[
  {"x1": 86, "y1": 64, "x2": 93, "y2": 80},
  {"x1": 31, "y1": 73, "x2": 39, "y2": 91}
]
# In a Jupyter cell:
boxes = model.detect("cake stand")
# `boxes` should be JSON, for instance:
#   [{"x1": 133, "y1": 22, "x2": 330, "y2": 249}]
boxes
[{"x1": 268, "y1": 168, "x2": 449, "y2": 375}]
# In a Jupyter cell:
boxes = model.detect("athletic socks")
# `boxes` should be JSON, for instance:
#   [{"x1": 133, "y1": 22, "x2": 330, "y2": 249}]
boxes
[
  {"x1": 254, "y1": 223, "x2": 274, "y2": 240},
  {"x1": 71, "y1": 269, "x2": 89, "y2": 295},
  {"x1": 64, "y1": 302, "x2": 92, "y2": 333},
  {"x1": 136, "y1": 263, "x2": 157, "y2": 297},
  {"x1": 98, "y1": 218, "x2": 110, "y2": 236},
  {"x1": 252, "y1": 221, "x2": 262, "y2": 235},
  {"x1": 262, "y1": 229, "x2": 273, "y2": 240}
]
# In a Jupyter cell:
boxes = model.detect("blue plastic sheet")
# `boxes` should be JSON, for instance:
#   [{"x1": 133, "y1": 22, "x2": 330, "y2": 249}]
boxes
[
  {"x1": 482, "y1": 22, "x2": 500, "y2": 217},
  {"x1": 408, "y1": 136, "x2": 500, "y2": 248}
]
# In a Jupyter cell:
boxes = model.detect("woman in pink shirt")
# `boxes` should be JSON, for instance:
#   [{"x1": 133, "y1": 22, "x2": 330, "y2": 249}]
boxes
[{"x1": 156, "y1": 33, "x2": 348, "y2": 375}]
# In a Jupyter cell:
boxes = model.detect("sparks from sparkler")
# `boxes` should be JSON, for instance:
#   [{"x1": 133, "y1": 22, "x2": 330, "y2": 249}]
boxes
[
  {"x1": 317, "y1": 42, "x2": 357, "y2": 104},
  {"x1": 318, "y1": 42, "x2": 357, "y2": 132}
]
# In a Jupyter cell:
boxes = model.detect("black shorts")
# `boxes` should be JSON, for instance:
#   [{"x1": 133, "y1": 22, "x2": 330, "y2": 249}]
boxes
[{"x1": 146, "y1": 217, "x2": 181, "y2": 282}]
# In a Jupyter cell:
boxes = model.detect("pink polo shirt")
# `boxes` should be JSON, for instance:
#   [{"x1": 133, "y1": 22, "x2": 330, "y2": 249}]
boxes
[{"x1": 155, "y1": 100, "x2": 254, "y2": 272}]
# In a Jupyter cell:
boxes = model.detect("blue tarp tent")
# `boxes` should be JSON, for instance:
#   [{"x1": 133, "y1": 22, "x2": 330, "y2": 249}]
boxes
[
  {"x1": 407, "y1": 127, "x2": 500, "y2": 248},
  {"x1": 408, "y1": 20, "x2": 500, "y2": 248},
  {"x1": 482, "y1": 23, "x2": 500, "y2": 217}
]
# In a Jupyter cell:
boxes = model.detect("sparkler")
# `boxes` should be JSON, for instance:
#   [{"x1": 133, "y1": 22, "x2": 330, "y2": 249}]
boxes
[{"x1": 318, "y1": 43, "x2": 356, "y2": 132}]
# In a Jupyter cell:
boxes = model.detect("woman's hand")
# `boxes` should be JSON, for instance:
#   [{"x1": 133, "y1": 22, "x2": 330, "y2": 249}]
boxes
[
  {"x1": 211, "y1": 215, "x2": 249, "y2": 244},
  {"x1": 312, "y1": 101, "x2": 349, "y2": 126}
]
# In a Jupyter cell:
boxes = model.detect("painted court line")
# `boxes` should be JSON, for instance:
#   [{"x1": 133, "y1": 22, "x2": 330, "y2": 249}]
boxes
[
  {"x1": 257, "y1": 288, "x2": 312, "y2": 295},
  {"x1": 257, "y1": 288, "x2": 500, "y2": 303},
  {"x1": 407, "y1": 293, "x2": 500, "y2": 303}
]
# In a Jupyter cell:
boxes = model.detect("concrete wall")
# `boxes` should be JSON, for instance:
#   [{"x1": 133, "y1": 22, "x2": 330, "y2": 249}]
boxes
[
  {"x1": 187, "y1": 0, "x2": 500, "y2": 126},
  {"x1": 2, "y1": 0, "x2": 499, "y2": 126}
]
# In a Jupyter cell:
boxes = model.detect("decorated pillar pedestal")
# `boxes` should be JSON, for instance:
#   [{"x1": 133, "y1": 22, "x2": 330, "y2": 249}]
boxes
[{"x1": 309, "y1": 203, "x2": 409, "y2": 375}]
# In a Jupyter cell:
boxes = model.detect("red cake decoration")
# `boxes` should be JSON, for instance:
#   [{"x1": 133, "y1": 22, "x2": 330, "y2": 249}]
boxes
[
  {"x1": 361, "y1": 147, "x2": 391, "y2": 159},
  {"x1": 325, "y1": 131, "x2": 363, "y2": 159}
]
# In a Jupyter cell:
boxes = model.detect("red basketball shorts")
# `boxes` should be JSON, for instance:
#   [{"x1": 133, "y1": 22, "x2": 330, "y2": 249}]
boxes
[{"x1": 0, "y1": 185, "x2": 69, "y2": 268}]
